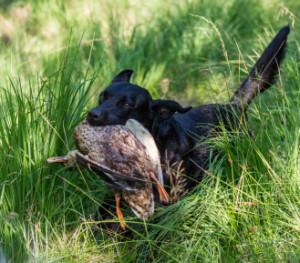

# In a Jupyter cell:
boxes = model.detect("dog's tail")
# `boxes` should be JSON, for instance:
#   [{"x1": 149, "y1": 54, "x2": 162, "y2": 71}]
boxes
[{"x1": 230, "y1": 25, "x2": 290, "y2": 110}]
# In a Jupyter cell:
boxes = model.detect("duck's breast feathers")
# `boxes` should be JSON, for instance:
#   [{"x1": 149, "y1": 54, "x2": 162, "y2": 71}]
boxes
[{"x1": 123, "y1": 187, "x2": 154, "y2": 219}]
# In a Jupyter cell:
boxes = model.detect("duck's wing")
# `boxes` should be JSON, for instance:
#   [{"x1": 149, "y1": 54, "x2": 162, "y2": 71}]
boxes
[
  {"x1": 73, "y1": 151, "x2": 147, "y2": 191},
  {"x1": 125, "y1": 119, "x2": 164, "y2": 185}
]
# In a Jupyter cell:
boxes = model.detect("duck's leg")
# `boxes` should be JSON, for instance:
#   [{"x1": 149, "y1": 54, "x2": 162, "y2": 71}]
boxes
[
  {"x1": 115, "y1": 193, "x2": 126, "y2": 230},
  {"x1": 149, "y1": 172, "x2": 170, "y2": 203}
]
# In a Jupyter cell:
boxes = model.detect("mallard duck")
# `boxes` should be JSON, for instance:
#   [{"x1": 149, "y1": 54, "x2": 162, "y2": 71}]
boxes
[{"x1": 48, "y1": 119, "x2": 169, "y2": 229}]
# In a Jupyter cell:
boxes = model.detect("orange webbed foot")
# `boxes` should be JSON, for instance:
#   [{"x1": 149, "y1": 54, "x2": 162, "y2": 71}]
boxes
[
  {"x1": 149, "y1": 172, "x2": 170, "y2": 203},
  {"x1": 115, "y1": 193, "x2": 126, "y2": 230}
]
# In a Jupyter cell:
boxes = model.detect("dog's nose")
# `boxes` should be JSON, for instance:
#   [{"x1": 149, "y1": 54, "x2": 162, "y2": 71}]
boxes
[
  {"x1": 87, "y1": 109, "x2": 103, "y2": 123},
  {"x1": 88, "y1": 111, "x2": 100, "y2": 120}
]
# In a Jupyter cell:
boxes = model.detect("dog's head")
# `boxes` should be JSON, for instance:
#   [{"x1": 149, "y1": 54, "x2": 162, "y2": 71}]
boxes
[{"x1": 87, "y1": 70, "x2": 191, "y2": 130}]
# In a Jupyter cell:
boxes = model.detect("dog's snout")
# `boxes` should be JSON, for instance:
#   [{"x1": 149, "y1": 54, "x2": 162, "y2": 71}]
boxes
[
  {"x1": 88, "y1": 110, "x2": 101, "y2": 120},
  {"x1": 87, "y1": 108, "x2": 104, "y2": 125}
]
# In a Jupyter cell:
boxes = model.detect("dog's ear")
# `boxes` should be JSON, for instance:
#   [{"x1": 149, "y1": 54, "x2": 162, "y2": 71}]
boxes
[
  {"x1": 151, "y1": 99, "x2": 192, "y2": 121},
  {"x1": 112, "y1": 70, "x2": 134, "y2": 84}
]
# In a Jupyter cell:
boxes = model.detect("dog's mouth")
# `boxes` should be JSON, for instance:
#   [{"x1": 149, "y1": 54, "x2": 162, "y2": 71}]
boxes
[{"x1": 86, "y1": 115, "x2": 103, "y2": 126}]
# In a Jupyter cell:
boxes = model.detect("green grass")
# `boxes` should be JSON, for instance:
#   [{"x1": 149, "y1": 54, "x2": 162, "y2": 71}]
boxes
[{"x1": 0, "y1": 0, "x2": 299, "y2": 262}]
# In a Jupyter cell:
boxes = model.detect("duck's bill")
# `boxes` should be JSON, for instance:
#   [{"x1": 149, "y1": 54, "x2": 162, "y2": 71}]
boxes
[{"x1": 47, "y1": 156, "x2": 69, "y2": 164}]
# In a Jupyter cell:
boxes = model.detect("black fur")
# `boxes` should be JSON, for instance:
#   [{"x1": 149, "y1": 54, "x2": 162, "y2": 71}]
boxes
[
  {"x1": 87, "y1": 26, "x2": 290, "y2": 190},
  {"x1": 230, "y1": 26, "x2": 290, "y2": 109}
]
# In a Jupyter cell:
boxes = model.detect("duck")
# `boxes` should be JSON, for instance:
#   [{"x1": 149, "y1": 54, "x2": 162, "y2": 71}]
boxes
[{"x1": 47, "y1": 119, "x2": 169, "y2": 229}]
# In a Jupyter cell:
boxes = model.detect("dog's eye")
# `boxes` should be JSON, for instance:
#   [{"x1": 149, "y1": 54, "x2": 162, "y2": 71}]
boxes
[
  {"x1": 123, "y1": 103, "x2": 132, "y2": 108},
  {"x1": 99, "y1": 93, "x2": 106, "y2": 104}
]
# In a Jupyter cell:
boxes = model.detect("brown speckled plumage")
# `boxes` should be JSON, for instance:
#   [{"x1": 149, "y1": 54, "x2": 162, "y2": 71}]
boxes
[{"x1": 72, "y1": 119, "x2": 158, "y2": 219}]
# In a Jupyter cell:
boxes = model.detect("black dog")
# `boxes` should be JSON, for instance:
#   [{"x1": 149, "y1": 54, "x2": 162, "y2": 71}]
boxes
[{"x1": 87, "y1": 26, "x2": 290, "y2": 194}]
